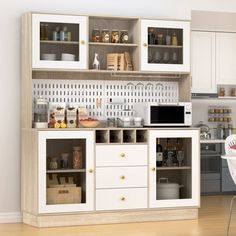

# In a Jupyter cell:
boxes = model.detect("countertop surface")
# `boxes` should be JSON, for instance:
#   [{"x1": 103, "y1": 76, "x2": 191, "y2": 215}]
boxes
[{"x1": 200, "y1": 139, "x2": 225, "y2": 143}]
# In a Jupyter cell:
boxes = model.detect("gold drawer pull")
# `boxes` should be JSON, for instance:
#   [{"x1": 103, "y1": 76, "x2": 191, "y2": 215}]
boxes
[
  {"x1": 120, "y1": 175, "x2": 126, "y2": 180},
  {"x1": 120, "y1": 153, "x2": 126, "y2": 158},
  {"x1": 151, "y1": 167, "x2": 156, "y2": 172},
  {"x1": 80, "y1": 40, "x2": 85, "y2": 45},
  {"x1": 88, "y1": 169, "x2": 93, "y2": 173},
  {"x1": 120, "y1": 197, "x2": 126, "y2": 201},
  {"x1": 143, "y1": 43, "x2": 148, "y2": 47}
]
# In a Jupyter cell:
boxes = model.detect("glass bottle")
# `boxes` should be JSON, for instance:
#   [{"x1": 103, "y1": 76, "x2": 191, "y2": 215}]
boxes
[
  {"x1": 92, "y1": 29, "x2": 101, "y2": 42},
  {"x1": 156, "y1": 140, "x2": 163, "y2": 167},
  {"x1": 60, "y1": 153, "x2": 69, "y2": 169},
  {"x1": 73, "y1": 146, "x2": 82, "y2": 169},
  {"x1": 171, "y1": 32, "x2": 178, "y2": 46},
  {"x1": 44, "y1": 24, "x2": 49, "y2": 40}
]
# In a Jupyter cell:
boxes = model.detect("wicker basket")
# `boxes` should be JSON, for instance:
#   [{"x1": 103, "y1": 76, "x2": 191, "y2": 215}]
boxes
[{"x1": 47, "y1": 186, "x2": 81, "y2": 204}]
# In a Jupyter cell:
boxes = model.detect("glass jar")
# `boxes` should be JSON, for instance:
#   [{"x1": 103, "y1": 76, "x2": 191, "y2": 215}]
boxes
[
  {"x1": 92, "y1": 29, "x2": 100, "y2": 42},
  {"x1": 111, "y1": 29, "x2": 119, "y2": 43},
  {"x1": 219, "y1": 87, "x2": 225, "y2": 97},
  {"x1": 120, "y1": 30, "x2": 129, "y2": 43},
  {"x1": 171, "y1": 32, "x2": 178, "y2": 46},
  {"x1": 49, "y1": 157, "x2": 58, "y2": 170},
  {"x1": 60, "y1": 153, "x2": 69, "y2": 169},
  {"x1": 101, "y1": 29, "x2": 110, "y2": 43},
  {"x1": 73, "y1": 146, "x2": 82, "y2": 169}
]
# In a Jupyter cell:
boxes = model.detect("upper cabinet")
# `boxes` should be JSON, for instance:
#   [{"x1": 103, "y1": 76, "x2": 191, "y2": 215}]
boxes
[
  {"x1": 140, "y1": 19, "x2": 190, "y2": 72},
  {"x1": 191, "y1": 31, "x2": 216, "y2": 93},
  {"x1": 216, "y1": 33, "x2": 236, "y2": 85},
  {"x1": 32, "y1": 14, "x2": 88, "y2": 69}
]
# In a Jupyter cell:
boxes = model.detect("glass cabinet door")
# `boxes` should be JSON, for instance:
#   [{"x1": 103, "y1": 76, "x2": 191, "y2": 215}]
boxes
[
  {"x1": 141, "y1": 19, "x2": 190, "y2": 72},
  {"x1": 149, "y1": 130, "x2": 200, "y2": 208},
  {"x1": 32, "y1": 14, "x2": 88, "y2": 69},
  {"x1": 38, "y1": 131, "x2": 94, "y2": 213}
]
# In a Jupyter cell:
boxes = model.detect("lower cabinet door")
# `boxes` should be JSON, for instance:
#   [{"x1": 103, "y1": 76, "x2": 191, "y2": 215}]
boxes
[{"x1": 96, "y1": 188, "x2": 147, "y2": 211}]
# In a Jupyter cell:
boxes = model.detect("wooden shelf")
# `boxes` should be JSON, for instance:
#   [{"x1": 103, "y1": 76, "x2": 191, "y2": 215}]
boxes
[
  {"x1": 46, "y1": 169, "x2": 86, "y2": 173},
  {"x1": 148, "y1": 44, "x2": 183, "y2": 49},
  {"x1": 89, "y1": 42, "x2": 138, "y2": 47},
  {"x1": 40, "y1": 40, "x2": 79, "y2": 45},
  {"x1": 156, "y1": 166, "x2": 191, "y2": 170}
]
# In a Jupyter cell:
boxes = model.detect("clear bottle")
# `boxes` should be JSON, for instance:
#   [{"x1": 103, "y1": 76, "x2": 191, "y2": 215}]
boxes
[
  {"x1": 63, "y1": 26, "x2": 68, "y2": 41},
  {"x1": 73, "y1": 146, "x2": 82, "y2": 169},
  {"x1": 171, "y1": 32, "x2": 178, "y2": 46},
  {"x1": 156, "y1": 140, "x2": 163, "y2": 167},
  {"x1": 52, "y1": 27, "x2": 59, "y2": 41},
  {"x1": 60, "y1": 153, "x2": 69, "y2": 169}
]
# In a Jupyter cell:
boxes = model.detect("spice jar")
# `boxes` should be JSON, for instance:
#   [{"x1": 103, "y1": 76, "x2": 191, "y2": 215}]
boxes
[
  {"x1": 219, "y1": 87, "x2": 225, "y2": 97},
  {"x1": 73, "y1": 146, "x2": 82, "y2": 169},
  {"x1": 101, "y1": 29, "x2": 110, "y2": 43},
  {"x1": 92, "y1": 29, "x2": 100, "y2": 42},
  {"x1": 120, "y1": 30, "x2": 129, "y2": 43},
  {"x1": 111, "y1": 29, "x2": 119, "y2": 43}
]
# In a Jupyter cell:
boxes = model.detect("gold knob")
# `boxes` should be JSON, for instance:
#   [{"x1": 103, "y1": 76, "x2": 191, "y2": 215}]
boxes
[
  {"x1": 120, "y1": 175, "x2": 126, "y2": 180},
  {"x1": 120, "y1": 153, "x2": 126, "y2": 158},
  {"x1": 81, "y1": 40, "x2": 85, "y2": 45},
  {"x1": 88, "y1": 169, "x2": 93, "y2": 173},
  {"x1": 120, "y1": 197, "x2": 126, "y2": 201},
  {"x1": 143, "y1": 43, "x2": 148, "y2": 47},
  {"x1": 151, "y1": 167, "x2": 156, "y2": 172}
]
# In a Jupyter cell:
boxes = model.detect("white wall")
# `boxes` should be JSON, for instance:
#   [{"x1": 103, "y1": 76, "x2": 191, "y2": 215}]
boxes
[{"x1": 1, "y1": 0, "x2": 236, "y2": 217}]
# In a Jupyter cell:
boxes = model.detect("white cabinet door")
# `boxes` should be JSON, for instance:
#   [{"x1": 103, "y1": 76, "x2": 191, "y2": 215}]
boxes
[
  {"x1": 149, "y1": 129, "x2": 200, "y2": 208},
  {"x1": 38, "y1": 131, "x2": 94, "y2": 213},
  {"x1": 191, "y1": 31, "x2": 216, "y2": 93},
  {"x1": 216, "y1": 32, "x2": 236, "y2": 85},
  {"x1": 140, "y1": 19, "x2": 190, "y2": 72},
  {"x1": 32, "y1": 14, "x2": 88, "y2": 69}
]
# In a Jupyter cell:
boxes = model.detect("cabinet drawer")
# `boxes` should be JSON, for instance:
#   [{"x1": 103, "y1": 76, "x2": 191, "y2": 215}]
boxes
[
  {"x1": 96, "y1": 166, "x2": 147, "y2": 189},
  {"x1": 96, "y1": 145, "x2": 147, "y2": 166},
  {"x1": 96, "y1": 188, "x2": 147, "y2": 211}
]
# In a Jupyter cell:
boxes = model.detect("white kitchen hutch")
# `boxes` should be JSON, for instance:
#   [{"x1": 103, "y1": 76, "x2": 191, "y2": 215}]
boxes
[{"x1": 21, "y1": 12, "x2": 200, "y2": 227}]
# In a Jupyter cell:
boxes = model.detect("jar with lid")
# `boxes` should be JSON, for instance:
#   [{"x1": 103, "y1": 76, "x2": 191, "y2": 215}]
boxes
[
  {"x1": 73, "y1": 146, "x2": 82, "y2": 169},
  {"x1": 49, "y1": 157, "x2": 58, "y2": 170},
  {"x1": 101, "y1": 29, "x2": 110, "y2": 43},
  {"x1": 219, "y1": 87, "x2": 225, "y2": 97},
  {"x1": 60, "y1": 153, "x2": 69, "y2": 169},
  {"x1": 111, "y1": 30, "x2": 119, "y2": 43},
  {"x1": 92, "y1": 29, "x2": 100, "y2": 42},
  {"x1": 231, "y1": 88, "x2": 236, "y2": 97},
  {"x1": 34, "y1": 97, "x2": 48, "y2": 128},
  {"x1": 120, "y1": 30, "x2": 129, "y2": 43}
]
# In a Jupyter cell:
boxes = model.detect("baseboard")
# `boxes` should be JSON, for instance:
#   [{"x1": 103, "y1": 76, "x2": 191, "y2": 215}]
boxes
[{"x1": 0, "y1": 212, "x2": 22, "y2": 223}]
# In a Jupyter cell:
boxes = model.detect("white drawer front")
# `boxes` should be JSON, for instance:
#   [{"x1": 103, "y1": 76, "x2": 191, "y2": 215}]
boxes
[
  {"x1": 96, "y1": 166, "x2": 147, "y2": 189},
  {"x1": 96, "y1": 188, "x2": 147, "y2": 211},
  {"x1": 96, "y1": 145, "x2": 147, "y2": 167}
]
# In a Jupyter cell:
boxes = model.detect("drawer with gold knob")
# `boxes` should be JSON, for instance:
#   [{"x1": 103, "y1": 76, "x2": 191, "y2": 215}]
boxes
[
  {"x1": 96, "y1": 166, "x2": 147, "y2": 189},
  {"x1": 96, "y1": 188, "x2": 147, "y2": 210},
  {"x1": 96, "y1": 145, "x2": 147, "y2": 167}
]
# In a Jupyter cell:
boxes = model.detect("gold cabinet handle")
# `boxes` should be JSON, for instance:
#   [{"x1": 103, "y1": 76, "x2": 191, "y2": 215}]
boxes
[
  {"x1": 151, "y1": 167, "x2": 156, "y2": 172},
  {"x1": 143, "y1": 43, "x2": 148, "y2": 47},
  {"x1": 120, "y1": 175, "x2": 126, "y2": 180},
  {"x1": 88, "y1": 169, "x2": 93, "y2": 173},
  {"x1": 120, "y1": 153, "x2": 126, "y2": 158},
  {"x1": 120, "y1": 196, "x2": 126, "y2": 201},
  {"x1": 80, "y1": 40, "x2": 85, "y2": 45}
]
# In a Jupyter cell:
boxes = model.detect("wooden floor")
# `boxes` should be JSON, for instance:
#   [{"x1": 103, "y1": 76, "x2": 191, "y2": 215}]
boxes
[{"x1": 1, "y1": 195, "x2": 236, "y2": 236}]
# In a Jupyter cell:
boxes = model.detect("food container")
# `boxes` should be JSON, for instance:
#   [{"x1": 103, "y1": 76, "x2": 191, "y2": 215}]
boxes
[
  {"x1": 73, "y1": 146, "x2": 82, "y2": 169},
  {"x1": 111, "y1": 29, "x2": 119, "y2": 43},
  {"x1": 92, "y1": 28, "x2": 100, "y2": 42},
  {"x1": 120, "y1": 30, "x2": 129, "y2": 43},
  {"x1": 34, "y1": 97, "x2": 48, "y2": 128},
  {"x1": 101, "y1": 29, "x2": 110, "y2": 43},
  {"x1": 134, "y1": 117, "x2": 142, "y2": 126},
  {"x1": 156, "y1": 178, "x2": 183, "y2": 200}
]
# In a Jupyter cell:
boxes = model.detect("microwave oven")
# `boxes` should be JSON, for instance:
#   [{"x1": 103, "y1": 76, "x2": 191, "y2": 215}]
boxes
[{"x1": 134, "y1": 102, "x2": 192, "y2": 126}]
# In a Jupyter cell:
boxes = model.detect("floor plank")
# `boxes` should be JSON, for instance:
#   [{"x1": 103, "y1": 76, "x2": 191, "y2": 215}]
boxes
[{"x1": 1, "y1": 195, "x2": 236, "y2": 236}]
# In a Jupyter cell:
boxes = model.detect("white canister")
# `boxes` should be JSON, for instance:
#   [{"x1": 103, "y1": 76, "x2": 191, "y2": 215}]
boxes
[{"x1": 156, "y1": 178, "x2": 183, "y2": 200}]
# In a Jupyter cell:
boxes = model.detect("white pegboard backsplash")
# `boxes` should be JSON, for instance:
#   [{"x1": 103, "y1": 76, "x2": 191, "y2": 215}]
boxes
[{"x1": 33, "y1": 79, "x2": 178, "y2": 118}]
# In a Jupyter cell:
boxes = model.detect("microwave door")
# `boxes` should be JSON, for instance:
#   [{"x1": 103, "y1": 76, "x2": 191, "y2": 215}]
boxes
[{"x1": 150, "y1": 106, "x2": 185, "y2": 124}]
